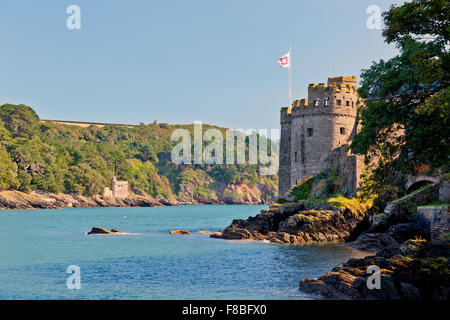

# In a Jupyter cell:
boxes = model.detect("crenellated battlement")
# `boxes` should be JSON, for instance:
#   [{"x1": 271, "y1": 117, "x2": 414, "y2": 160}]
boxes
[
  {"x1": 281, "y1": 75, "x2": 360, "y2": 114},
  {"x1": 291, "y1": 98, "x2": 309, "y2": 108},
  {"x1": 328, "y1": 75, "x2": 356, "y2": 83}
]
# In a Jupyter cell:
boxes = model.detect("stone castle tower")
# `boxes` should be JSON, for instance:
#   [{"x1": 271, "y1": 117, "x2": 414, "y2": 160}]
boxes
[
  {"x1": 102, "y1": 176, "x2": 129, "y2": 198},
  {"x1": 278, "y1": 75, "x2": 363, "y2": 197}
]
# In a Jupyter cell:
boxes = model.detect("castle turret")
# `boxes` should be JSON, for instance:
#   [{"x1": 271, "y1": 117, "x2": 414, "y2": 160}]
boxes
[
  {"x1": 278, "y1": 75, "x2": 363, "y2": 198},
  {"x1": 111, "y1": 176, "x2": 129, "y2": 198}
]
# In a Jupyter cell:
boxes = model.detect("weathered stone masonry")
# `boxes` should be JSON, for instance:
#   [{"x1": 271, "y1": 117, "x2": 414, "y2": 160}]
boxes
[
  {"x1": 279, "y1": 75, "x2": 364, "y2": 197},
  {"x1": 102, "y1": 176, "x2": 129, "y2": 198},
  {"x1": 417, "y1": 206, "x2": 450, "y2": 243}
]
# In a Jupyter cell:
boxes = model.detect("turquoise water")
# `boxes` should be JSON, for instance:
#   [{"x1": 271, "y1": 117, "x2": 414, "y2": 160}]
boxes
[{"x1": 0, "y1": 205, "x2": 366, "y2": 299}]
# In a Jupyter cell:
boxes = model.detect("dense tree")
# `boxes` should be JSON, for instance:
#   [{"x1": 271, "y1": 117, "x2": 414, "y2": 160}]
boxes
[
  {"x1": 351, "y1": 0, "x2": 449, "y2": 193},
  {"x1": 0, "y1": 103, "x2": 277, "y2": 199},
  {"x1": 0, "y1": 145, "x2": 18, "y2": 189},
  {"x1": 0, "y1": 104, "x2": 39, "y2": 138}
]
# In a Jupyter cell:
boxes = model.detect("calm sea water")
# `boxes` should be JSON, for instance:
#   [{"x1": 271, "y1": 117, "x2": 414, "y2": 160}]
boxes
[{"x1": 0, "y1": 205, "x2": 367, "y2": 299}]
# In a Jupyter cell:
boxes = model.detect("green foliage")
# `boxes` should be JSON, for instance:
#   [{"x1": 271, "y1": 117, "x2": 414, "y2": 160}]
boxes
[
  {"x1": 0, "y1": 104, "x2": 278, "y2": 200},
  {"x1": 223, "y1": 188, "x2": 244, "y2": 203},
  {"x1": 289, "y1": 171, "x2": 349, "y2": 201},
  {"x1": 351, "y1": 0, "x2": 450, "y2": 197},
  {"x1": 440, "y1": 233, "x2": 450, "y2": 242},
  {"x1": 408, "y1": 206, "x2": 418, "y2": 216},
  {"x1": 411, "y1": 256, "x2": 449, "y2": 274},
  {"x1": 276, "y1": 198, "x2": 287, "y2": 204},
  {"x1": 326, "y1": 196, "x2": 370, "y2": 215},
  {"x1": 0, "y1": 145, "x2": 18, "y2": 189},
  {"x1": 289, "y1": 177, "x2": 314, "y2": 201},
  {"x1": 0, "y1": 104, "x2": 39, "y2": 138},
  {"x1": 382, "y1": 0, "x2": 449, "y2": 48}
]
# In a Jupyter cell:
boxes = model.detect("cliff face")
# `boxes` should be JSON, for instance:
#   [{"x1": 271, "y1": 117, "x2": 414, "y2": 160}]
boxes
[
  {"x1": 177, "y1": 180, "x2": 277, "y2": 205},
  {"x1": 212, "y1": 197, "x2": 371, "y2": 243},
  {"x1": 172, "y1": 166, "x2": 277, "y2": 205}
]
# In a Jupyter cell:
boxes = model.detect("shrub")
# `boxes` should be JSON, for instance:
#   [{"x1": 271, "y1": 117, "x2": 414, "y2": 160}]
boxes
[{"x1": 289, "y1": 176, "x2": 314, "y2": 201}]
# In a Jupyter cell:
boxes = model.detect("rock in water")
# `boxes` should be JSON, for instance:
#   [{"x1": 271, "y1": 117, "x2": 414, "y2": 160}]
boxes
[
  {"x1": 169, "y1": 230, "x2": 191, "y2": 235},
  {"x1": 220, "y1": 227, "x2": 253, "y2": 239},
  {"x1": 197, "y1": 230, "x2": 216, "y2": 235},
  {"x1": 87, "y1": 227, "x2": 111, "y2": 235}
]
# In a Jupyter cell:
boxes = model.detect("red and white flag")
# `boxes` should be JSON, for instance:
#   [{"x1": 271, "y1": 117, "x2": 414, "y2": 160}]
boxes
[{"x1": 278, "y1": 52, "x2": 290, "y2": 68}]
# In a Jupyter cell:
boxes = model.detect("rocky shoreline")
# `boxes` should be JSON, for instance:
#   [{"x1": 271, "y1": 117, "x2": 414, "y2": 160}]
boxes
[
  {"x1": 298, "y1": 187, "x2": 450, "y2": 299},
  {"x1": 300, "y1": 239, "x2": 449, "y2": 300},
  {"x1": 212, "y1": 183, "x2": 449, "y2": 300},
  {"x1": 0, "y1": 189, "x2": 267, "y2": 210},
  {"x1": 211, "y1": 197, "x2": 371, "y2": 243}
]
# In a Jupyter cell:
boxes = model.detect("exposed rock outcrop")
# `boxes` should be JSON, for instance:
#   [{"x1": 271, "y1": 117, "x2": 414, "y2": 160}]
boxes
[
  {"x1": 213, "y1": 197, "x2": 371, "y2": 244},
  {"x1": 0, "y1": 184, "x2": 274, "y2": 210},
  {"x1": 0, "y1": 190, "x2": 176, "y2": 210},
  {"x1": 87, "y1": 227, "x2": 111, "y2": 235},
  {"x1": 87, "y1": 227, "x2": 124, "y2": 235},
  {"x1": 197, "y1": 230, "x2": 220, "y2": 236},
  {"x1": 300, "y1": 239, "x2": 450, "y2": 300},
  {"x1": 351, "y1": 183, "x2": 440, "y2": 252},
  {"x1": 299, "y1": 183, "x2": 449, "y2": 299},
  {"x1": 169, "y1": 230, "x2": 191, "y2": 235}
]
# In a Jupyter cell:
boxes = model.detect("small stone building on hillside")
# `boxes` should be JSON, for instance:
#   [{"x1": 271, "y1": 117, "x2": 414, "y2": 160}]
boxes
[{"x1": 102, "y1": 176, "x2": 129, "y2": 198}]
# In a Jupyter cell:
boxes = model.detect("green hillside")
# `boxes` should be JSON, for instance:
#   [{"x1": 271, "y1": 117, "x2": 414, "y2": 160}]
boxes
[{"x1": 0, "y1": 104, "x2": 278, "y2": 203}]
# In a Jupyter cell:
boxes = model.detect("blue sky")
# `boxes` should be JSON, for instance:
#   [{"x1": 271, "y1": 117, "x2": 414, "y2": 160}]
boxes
[{"x1": 0, "y1": 0, "x2": 403, "y2": 131}]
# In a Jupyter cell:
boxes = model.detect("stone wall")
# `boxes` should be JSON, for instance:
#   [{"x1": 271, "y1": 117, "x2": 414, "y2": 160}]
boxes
[
  {"x1": 278, "y1": 108, "x2": 292, "y2": 197},
  {"x1": 325, "y1": 146, "x2": 364, "y2": 197},
  {"x1": 417, "y1": 206, "x2": 450, "y2": 243},
  {"x1": 440, "y1": 180, "x2": 450, "y2": 202},
  {"x1": 383, "y1": 183, "x2": 440, "y2": 216},
  {"x1": 102, "y1": 187, "x2": 113, "y2": 198},
  {"x1": 111, "y1": 176, "x2": 129, "y2": 198}
]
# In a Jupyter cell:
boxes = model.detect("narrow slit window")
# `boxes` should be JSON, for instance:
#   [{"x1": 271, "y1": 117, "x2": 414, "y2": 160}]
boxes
[{"x1": 307, "y1": 128, "x2": 313, "y2": 137}]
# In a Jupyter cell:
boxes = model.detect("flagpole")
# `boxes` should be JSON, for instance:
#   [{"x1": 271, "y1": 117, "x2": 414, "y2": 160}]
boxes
[{"x1": 289, "y1": 43, "x2": 292, "y2": 108}]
